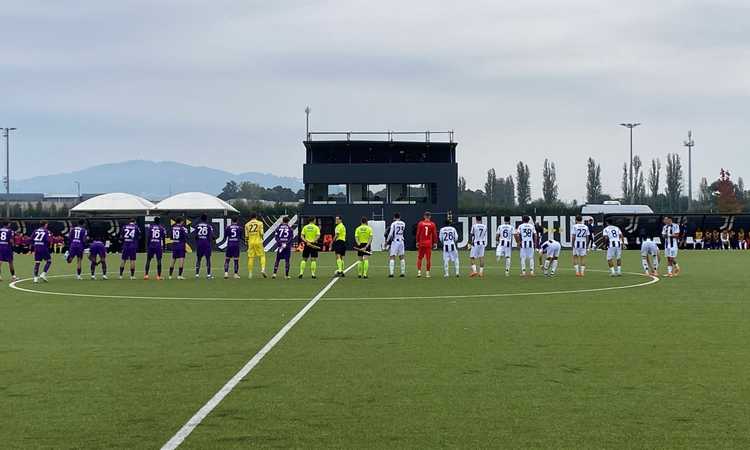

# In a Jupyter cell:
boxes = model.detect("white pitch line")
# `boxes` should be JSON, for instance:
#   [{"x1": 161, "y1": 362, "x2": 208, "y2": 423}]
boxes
[
  {"x1": 8, "y1": 270, "x2": 659, "y2": 303},
  {"x1": 159, "y1": 262, "x2": 358, "y2": 450}
]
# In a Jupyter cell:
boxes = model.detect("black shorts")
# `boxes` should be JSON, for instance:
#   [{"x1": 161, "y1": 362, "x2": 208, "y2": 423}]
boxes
[
  {"x1": 356, "y1": 244, "x2": 371, "y2": 257},
  {"x1": 302, "y1": 243, "x2": 319, "y2": 259},
  {"x1": 333, "y1": 240, "x2": 346, "y2": 256}
]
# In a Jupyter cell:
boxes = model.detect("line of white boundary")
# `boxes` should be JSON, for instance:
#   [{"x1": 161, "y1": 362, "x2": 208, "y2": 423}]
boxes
[
  {"x1": 159, "y1": 261, "x2": 358, "y2": 450},
  {"x1": 8, "y1": 270, "x2": 660, "y2": 302}
]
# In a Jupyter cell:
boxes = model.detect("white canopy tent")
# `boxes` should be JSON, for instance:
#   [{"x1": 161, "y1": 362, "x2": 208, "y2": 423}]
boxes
[
  {"x1": 70, "y1": 193, "x2": 156, "y2": 215},
  {"x1": 154, "y1": 192, "x2": 239, "y2": 215}
]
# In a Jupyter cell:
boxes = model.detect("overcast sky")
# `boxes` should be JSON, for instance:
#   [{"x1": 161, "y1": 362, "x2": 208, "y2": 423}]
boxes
[{"x1": 2, "y1": 0, "x2": 749, "y2": 200}]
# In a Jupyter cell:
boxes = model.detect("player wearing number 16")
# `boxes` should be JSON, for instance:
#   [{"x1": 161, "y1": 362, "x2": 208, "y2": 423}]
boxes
[
  {"x1": 244, "y1": 214, "x2": 266, "y2": 278},
  {"x1": 144, "y1": 217, "x2": 166, "y2": 280}
]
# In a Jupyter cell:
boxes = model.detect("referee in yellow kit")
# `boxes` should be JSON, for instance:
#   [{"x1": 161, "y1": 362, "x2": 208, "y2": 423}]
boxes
[{"x1": 354, "y1": 217, "x2": 373, "y2": 279}]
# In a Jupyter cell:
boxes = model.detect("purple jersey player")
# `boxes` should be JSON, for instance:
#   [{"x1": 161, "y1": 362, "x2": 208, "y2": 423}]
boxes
[
  {"x1": 32, "y1": 221, "x2": 52, "y2": 283},
  {"x1": 119, "y1": 219, "x2": 140, "y2": 279},
  {"x1": 273, "y1": 216, "x2": 294, "y2": 278},
  {"x1": 88, "y1": 239, "x2": 108, "y2": 280},
  {"x1": 66, "y1": 220, "x2": 88, "y2": 279},
  {"x1": 0, "y1": 221, "x2": 16, "y2": 282},
  {"x1": 169, "y1": 218, "x2": 189, "y2": 280},
  {"x1": 144, "y1": 218, "x2": 167, "y2": 280},
  {"x1": 224, "y1": 218, "x2": 243, "y2": 279},
  {"x1": 194, "y1": 214, "x2": 214, "y2": 278}
]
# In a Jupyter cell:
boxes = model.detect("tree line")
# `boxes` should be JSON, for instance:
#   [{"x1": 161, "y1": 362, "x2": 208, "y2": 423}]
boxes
[{"x1": 460, "y1": 154, "x2": 749, "y2": 214}]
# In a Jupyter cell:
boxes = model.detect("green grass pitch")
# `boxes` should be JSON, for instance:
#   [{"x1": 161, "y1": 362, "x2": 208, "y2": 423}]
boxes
[{"x1": 1, "y1": 249, "x2": 748, "y2": 449}]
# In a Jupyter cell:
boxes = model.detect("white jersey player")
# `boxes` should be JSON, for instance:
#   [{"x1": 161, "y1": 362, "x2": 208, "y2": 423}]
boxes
[
  {"x1": 495, "y1": 216, "x2": 514, "y2": 276},
  {"x1": 640, "y1": 235, "x2": 659, "y2": 276},
  {"x1": 602, "y1": 219, "x2": 624, "y2": 276},
  {"x1": 661, "y1": 217, "x2": 681, "y2": 277},
  {"x1": 539, "y1": 237, "x2": 561, "y2": 276},
  {"x1": 514, "y1": 216, "x2": 538, "y2": 276},
  {"x1": 439, "y1": 221, "x2": 460, "y2": 277},
  {"x1": 469, "y1": 216, "x2": 487, "y2": 278},
  {"x1": 387, "y1": 213, "x2": 406, "y2": 277},
  {"x1": 570, "y1": 216, "x2": 590, "y2": 277}
]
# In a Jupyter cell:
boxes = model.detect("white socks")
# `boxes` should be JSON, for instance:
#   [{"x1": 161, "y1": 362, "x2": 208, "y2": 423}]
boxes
[{"x1": 389, "y1": 259, "x2": 395, "y2": 275}]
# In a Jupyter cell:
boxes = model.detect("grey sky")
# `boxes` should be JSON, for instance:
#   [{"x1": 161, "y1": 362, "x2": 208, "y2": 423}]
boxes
[{"x1": 2, "y1": 0, "x2": 749, "y2": 200}]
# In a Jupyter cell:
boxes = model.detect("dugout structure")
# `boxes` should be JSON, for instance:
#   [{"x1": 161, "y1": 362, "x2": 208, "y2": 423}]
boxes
[{"x1": 301, "y1": 131, "x2": 458, "y2": 249}]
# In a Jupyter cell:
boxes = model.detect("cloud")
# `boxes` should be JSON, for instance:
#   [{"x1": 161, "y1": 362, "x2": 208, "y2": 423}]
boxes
[{"x1": 1, "y1": 0, "x2": 748, "y2": 200}]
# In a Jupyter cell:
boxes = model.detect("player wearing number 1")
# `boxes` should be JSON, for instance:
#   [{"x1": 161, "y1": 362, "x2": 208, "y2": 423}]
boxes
[
  {"x1": 386, "y1": 213, "x2": 406, "y2": 278},
  {"x1": 245, "y1": 213, "x2": 267, "y2": 278},
  {"x1": 354, "y1": 217, "x2": 373, "y2": 279},
  {"x1": 0, "y1": 221, "x2": 17, "y2": 282},
  {"x1": 416, "y1": 211, "x2": 438, "y2": 278},
  {"x1": 224, "y1": 217, "x2": 243, "y2": 279},
  {"x1": 119, "y1": 218, "x2": 140, "y2": 280},
  {"x1": 144, "y1": 217, "x2": 166, "y2": 280},
  {"x1": 469, "y1": 216, "x2": 487, "y2": 278}
]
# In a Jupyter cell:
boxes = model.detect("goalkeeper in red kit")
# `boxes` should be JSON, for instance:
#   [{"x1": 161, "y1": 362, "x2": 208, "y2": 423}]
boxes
[{"x1": 416, "y1": 211, "x2": 438, "y2": 278}]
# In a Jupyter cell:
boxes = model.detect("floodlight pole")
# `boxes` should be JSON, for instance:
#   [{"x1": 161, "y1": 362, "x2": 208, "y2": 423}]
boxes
[
  {"x1": 305, "y1": 106, "x2": 311, "y2": 141},
  {"x1": 683, "y1": 130, "x2": 695, "y2": 211},
  {"x1": 2, "y1": 127, "x2": 17, "y2": 218},
  {"x1": 620, "y1": 123, "x2": 641, "y2": 203}
]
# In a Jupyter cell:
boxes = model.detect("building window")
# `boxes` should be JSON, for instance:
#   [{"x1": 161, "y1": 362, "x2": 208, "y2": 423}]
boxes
[
  {"x1": 308, "y1": 184, "x2": 347, "y2": 204},
  {"x1": 327, "y1": 184, "x2": 347, "y2": 204},
  {"x1": 389, "y1": 184, "x2": 409, "y2": 204},
  {"x1": 350, "y1": 184, "x2": 387, "y2": 204},
  {"x1": 409, "y1": 184, "x2": 429, "y2": 203},
  {"x1": 388, "y1": 183, "x2": 431, "y2": 204}
]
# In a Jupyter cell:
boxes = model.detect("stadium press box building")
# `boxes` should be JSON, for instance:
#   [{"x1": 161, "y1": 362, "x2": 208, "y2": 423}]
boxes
[{"x1": 301, "y1": 132, "x2": 458, "y2": 249}]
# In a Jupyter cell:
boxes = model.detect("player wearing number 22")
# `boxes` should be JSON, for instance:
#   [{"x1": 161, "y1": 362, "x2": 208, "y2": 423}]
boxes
[
  {"x1": 245, "y1": 214, "x2": 266, "y2": 278},
  {"x1": 439, "y1": 219, "x2": 460, "y2": 278},
  {"x1": 416, "y1": 211, "x2": 438, "y2": 278},
  {"x1": 354, "y1": 217, "x2": 373, "y2": 279},
  {"x1": 31, "y1": 221, "x2": 53, "y2": 283},
  {"x1": 224, "y1": 217, "x2": 243, "y2": 279},
  {"x1": 119, "y1": 219, "x2": 140, "y2": 280}
]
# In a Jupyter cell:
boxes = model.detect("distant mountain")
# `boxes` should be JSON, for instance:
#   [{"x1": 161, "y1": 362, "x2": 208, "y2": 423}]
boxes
[{"x1": 12, "y1": 160, "x2": 303, "y2": 200}]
